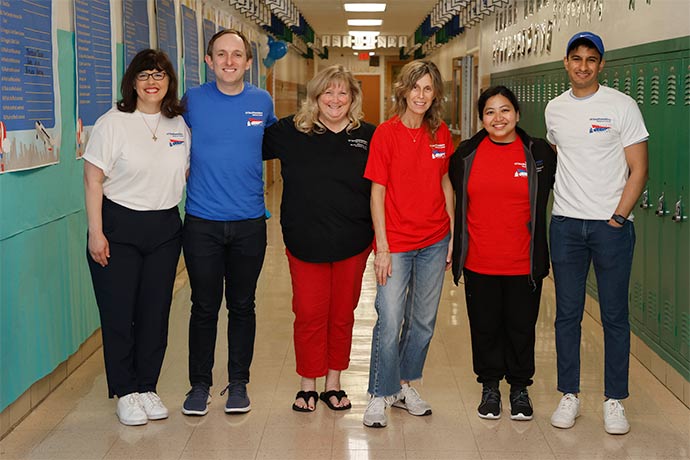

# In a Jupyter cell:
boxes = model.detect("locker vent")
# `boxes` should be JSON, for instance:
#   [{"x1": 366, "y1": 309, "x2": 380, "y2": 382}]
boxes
[
  {"x1": 684, "y1": 69, "x2": 690, "y2": 106},
  {"x1": 636, "y1": 71, "x2": 645, "y2": 105},
  {"x1": 680, "y1": 311, "x2": 690, "y2": 359},
  {"x1": 612, "y1": 77, "x2": 620, "y2": 91},
  {"x1": 650, "y1": 74, "x2": 660, "y2": 105},
  {"x1": 632, "y1": 281, "x2": 644, "y2": 322},
  {"x1": 646, "y1": 289, "x2": 659, "y2": 336},
  {"x1": 667, "y1": 73, "x2": 677, "y2": 106},
  {"x1": 624, "y1": 75, "x2": 632, "y2": 96},
  {"x1": 661, "y1": 300, "x2": 675, "y2": 346}
]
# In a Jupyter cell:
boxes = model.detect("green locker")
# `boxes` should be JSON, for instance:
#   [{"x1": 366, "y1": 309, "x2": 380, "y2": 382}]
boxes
[{"x1": 627, "y1": 59, "x2": 648, "y2": 328}]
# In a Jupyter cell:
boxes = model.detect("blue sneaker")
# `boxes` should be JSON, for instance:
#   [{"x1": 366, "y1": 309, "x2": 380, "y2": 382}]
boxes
[
  {"x1": 182, "y1": 384, "x2": 211, "y2": 416},
  {"x1": 221, "y1": 381, "x2": 251, "y2": 413}
]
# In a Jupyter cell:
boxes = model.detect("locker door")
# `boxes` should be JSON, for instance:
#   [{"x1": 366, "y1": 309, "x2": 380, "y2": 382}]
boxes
[
  {"x1": 628, "y1": 59, "x2": 648, "y2": 327},
  {"x1": 675, "y1": 57, "x2": 690, "y2": 363},
  {"x1": 657, "y1": 58, "x2": 679, "y2": 353}
]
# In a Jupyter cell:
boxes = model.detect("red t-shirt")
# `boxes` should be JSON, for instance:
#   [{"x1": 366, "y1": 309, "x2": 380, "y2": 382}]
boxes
[
  {"x1": 364, "y1": 116, "x2": 452, "y2": 252},
  {"x1": 465, "y1": 137, "x2": 531, "y2": 275}
]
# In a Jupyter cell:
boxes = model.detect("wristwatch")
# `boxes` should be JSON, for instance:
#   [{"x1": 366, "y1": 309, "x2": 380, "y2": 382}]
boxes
[{"x1": 611, "y1": 214, "x2": 627, "y2": 225}]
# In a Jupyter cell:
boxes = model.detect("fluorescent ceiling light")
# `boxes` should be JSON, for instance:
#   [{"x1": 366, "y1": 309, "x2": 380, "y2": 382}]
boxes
[
  {"x1": 349, "y1": 30, "x2": 380, "y2": 36},
  {"x1": 344, "y1": 3, "x2": 386, "y2": 12},
  {"x1": 347, "y1": 19, "x2": 383, "y2": 26}
]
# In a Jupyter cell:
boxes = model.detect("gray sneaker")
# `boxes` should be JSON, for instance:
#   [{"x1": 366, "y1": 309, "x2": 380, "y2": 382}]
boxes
[
  {"x1": 222, "y1": 381, "x2": 251, "y2": 413},
  {"x1": 363, "y1": 395, "x2": 398, "y2": 428},
  {"x1": 182, "y1": 384, "x2": 211, "y2": 416},
  {"x1": 392, "y1": 383, "x2": 432, "y2": 416}
]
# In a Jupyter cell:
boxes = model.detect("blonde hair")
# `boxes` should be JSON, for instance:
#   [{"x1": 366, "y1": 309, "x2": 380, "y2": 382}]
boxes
[
  {"x1": 392, "y1": 60, "x2": 444, "y2": 138},
  {"x1": 294, "y1": 65, "x2": 364, "y2": 135}
]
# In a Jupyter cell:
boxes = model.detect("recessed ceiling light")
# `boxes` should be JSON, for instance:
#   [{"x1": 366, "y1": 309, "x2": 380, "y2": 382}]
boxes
[
  {"x1": 347, "y1": 19, "x2": 383, "y2": 26},
  {"x1": 344, "y1": 3, "x2": 386, "y2": 12}
]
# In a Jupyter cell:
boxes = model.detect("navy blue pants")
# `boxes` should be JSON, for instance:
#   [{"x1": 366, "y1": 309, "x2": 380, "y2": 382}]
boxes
[{"x1": 87, "y1": 197, "x2": 182, "y2": 398}]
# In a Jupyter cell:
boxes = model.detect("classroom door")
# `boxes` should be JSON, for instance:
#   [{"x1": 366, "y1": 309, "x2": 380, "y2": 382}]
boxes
[{"x1": 355, "y1": 74, "x2": 381, "y2": 126}]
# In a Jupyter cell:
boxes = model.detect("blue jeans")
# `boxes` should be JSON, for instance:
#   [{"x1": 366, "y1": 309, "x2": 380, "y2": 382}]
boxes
[
  {"x1": 550, "y1": 216, "x2": 635, "y2": 400},
  {"x1": 183, "y1": 213, "x2": 267, "y2": 386},
  {"x1": 368, "y1": 233, "x2": 450, "y2": 397}
]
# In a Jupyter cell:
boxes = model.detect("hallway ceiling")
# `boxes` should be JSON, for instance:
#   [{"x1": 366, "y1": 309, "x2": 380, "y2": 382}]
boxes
[{"x1": 292, "y1": 0, "x2": 440, "y2": 37}]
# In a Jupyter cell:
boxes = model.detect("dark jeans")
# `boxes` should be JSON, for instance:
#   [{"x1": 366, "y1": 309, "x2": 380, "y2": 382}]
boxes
[
  {"x1": 88, "y1": 198, "x2": 182, "y2": 398},
  {"x1": 463, "y1": 268, "x2": 542, "y2": 388},
  {"x1": 183, "y1": 213, "x2": 267, "y2": 387},
  {"x1": 550, "y1": 216, "x2": 635, "y2": 399}
]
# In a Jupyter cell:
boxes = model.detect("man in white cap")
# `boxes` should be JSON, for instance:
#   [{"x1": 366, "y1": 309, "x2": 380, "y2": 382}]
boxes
[{"x1": 545, "y1": 32, "x2": 649, "y2": 435}]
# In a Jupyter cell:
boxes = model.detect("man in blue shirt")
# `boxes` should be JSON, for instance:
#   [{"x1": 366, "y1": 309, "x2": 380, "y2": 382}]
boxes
[{"x1": 181, "y1": 29, "x2": 277, "y2": 416}]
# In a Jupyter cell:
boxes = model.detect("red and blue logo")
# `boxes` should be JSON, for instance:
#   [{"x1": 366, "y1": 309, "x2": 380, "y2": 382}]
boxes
[
  {"x1": 247, "y1": 118, "x2": 263, "y2": 127},
  {"x1": 169, "y1": 138, "x2": 184, "y2": 147}
]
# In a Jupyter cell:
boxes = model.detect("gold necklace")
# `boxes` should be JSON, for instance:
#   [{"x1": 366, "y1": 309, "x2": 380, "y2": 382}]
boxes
[
  {"x1": 403, "y1": 124, "x2": 422, "y2": 143},
  {"x1": 140, "y1": 112, "x2": 162, "y2": 141}
]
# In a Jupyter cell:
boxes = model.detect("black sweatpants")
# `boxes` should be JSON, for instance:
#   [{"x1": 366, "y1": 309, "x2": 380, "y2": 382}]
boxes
[
  {"x1": 87, "y1": 197, "x2": 182, "y2": 398},
  {"x1": 463, "y1": 268, "x2": 543, "y2": 388}
]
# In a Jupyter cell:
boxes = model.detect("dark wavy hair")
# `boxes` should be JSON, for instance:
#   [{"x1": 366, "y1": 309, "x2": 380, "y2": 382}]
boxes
[
  {"x1": 477, "y1": 85, "x2": 520, "y2": 119},
  {"x1": 117, "y1": 49, "x2": 184, "y2": 118},
  {"x1": 392, "y1": 60, "x2": 444, "y2": 138}
]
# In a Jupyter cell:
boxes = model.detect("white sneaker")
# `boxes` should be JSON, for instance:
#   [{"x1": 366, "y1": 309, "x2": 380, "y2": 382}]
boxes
[
  {"x1": 392, "y1": 383, "x2": 432, "y2": 416},
  {"x1": 363, "y1": 395, "x2": 397, "y2": 428},
  {"x1": 603, "y1": 399, "x2": 630, "y2": 435},
  {"x1": 550, "y1": 393, "x2": 580, "y2": 429},
  {"x1": 116, "y1": 393, "x2": 148, "y2": 426},
  {"x1": 139, "y1": 391, "x2": 169, "y2": 420}
]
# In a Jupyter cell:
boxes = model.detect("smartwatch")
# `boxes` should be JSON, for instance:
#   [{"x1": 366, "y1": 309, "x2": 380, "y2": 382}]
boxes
[{"x1": 611, "y1": 214, "x2": 627, "y2": 225}]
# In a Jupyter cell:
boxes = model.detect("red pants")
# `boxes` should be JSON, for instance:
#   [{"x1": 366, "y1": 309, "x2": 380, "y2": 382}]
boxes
[{"x1": 286, "y1": 246, "x2": 371, "y2": 378}]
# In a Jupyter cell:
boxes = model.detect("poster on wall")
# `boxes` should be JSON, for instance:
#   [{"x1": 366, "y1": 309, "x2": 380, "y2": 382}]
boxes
[
  {"x1": 0, "y1": 0, "x2": 61, "y2": 173},
  {"x1": 74, "y1": 0, "x2": 116, "y2": 159},
  {"x1": 155, "y1": 0, "x2": 178, "y2": 74},
  {"x1": 123, "y1": 0, "x2": 150, "y2": 67},
  {"x1": 181, "y1": 1, "x2": 200, "y2": 91},
  {"x1": 202, "y1": 8, "x2": 217, "y2": 83}
]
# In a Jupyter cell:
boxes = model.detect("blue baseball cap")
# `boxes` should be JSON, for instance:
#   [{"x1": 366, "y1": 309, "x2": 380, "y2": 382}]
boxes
[{"x1": 566, "y1": 31, "x2": 604, "y2": 57}]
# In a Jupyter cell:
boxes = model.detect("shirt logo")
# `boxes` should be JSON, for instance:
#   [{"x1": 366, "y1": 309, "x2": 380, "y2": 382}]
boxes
[
  {"x1": 589, "y1": 117, "x2": 612, "y2": 134},
  {"x1": 247, "y1": 117, "x2": 263, "y2": 127},
  {"x1": 514, "y1": 161, "x2": 528, "y2": 178},
  {"x1": 535, "y1": 159, "x2": 544, "y2": 173},
  {"x1": 430, "y1": 143, "x2": 446, "y2": 159},
  {"x1": 169, "y1": 139, "x2": 184, "y2": 147},
  {"x1": 348, "y1": 138, "x2": 369, "y2": 150}
]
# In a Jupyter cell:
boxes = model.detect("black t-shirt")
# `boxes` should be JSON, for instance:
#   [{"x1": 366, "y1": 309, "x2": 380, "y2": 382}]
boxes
[{"x1": 263, "y1": 116, "x2": 376, "y2": 263}]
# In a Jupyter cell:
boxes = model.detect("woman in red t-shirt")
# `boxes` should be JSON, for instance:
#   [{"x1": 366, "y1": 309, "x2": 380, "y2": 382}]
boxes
[
  {"x1": 449, "y1": 86, "x2": 556, "y2": 422},
  {"x1": 362, "y1": 60, "x2": 454, "y2": 428}
]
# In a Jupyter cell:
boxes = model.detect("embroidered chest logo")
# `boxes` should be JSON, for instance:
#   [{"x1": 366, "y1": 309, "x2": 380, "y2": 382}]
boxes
[
  {"x1": 348, "y1": 138, "x2": 369, "y2": 150},
  {"x1": 245, "y1": 111, "x2": 264, "y2": 127},
  {"x1": 166, "y1": 132, "x2": 185, "y2": 147},
  {"x1": 514, "y1": 161, "x2": 528, "y2": 178},
  {"x1": 589, "y1": 117, "x2": 612, "y2": 134},
  {"x1": 430, "y1": 143, "x2": 446, "y2": 159}
]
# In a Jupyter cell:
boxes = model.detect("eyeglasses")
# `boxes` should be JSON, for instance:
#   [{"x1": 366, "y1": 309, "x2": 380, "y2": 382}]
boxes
[{"x1": 136, "y1": 71, "x2": 167, "y2": 81}]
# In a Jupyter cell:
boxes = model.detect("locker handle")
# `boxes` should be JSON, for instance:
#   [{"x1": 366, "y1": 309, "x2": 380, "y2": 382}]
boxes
[
  {"x1": 672, "y1": 197, "x2": 686, "y2": 223},
  {"x1": 640, "y1": 189, "x2": 651, "y2": 209},
  {"x1": 655, "y1": 192, "x2": 668, "y2": 216}
]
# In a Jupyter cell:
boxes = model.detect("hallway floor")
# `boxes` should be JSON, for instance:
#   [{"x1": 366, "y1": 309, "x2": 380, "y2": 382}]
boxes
[{"x1": 2, "y1": 182, "x2": 689, "y2": 460}]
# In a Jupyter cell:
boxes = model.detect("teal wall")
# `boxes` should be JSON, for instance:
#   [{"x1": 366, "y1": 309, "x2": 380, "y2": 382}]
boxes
[
  {"x1": 492, "y1": 36, "x2": 690, "y2": 380},
  {"x1": 1, "y1": 30, "x2": 101, "y2": 411}
]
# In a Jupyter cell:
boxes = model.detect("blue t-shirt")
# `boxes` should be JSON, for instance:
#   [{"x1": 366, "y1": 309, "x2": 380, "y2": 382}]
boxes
[{"x1": 183, "y1": 82, "x2": 277, "y2": 220}]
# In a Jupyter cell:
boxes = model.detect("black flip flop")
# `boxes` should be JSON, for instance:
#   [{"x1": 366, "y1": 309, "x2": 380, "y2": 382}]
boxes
[
  {"x1": 319, "y1": 390, "x2": 352, "y2": 411},
  {"x1": 292, "y1": 390, "x2": 318, "y2": 412}
]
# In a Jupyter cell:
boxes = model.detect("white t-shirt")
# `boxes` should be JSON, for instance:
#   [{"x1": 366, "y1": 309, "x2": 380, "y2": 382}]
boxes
[
  {"x1": 83, "y1": 108, "x2": 191, "y2": 211},
  {"x1": 545, "y1": 85, "x2": 649, "y2": 220}
]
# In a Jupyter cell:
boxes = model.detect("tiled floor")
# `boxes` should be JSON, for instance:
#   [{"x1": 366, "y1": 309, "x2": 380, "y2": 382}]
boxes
[{"x1": 2, "y1": 182, "x2": 689, "y2": 460}]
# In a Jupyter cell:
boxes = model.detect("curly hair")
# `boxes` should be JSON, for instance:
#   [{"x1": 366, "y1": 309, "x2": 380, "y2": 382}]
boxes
[
  {"x1": 294, "y1": 65, "x2": 364, "y2": 135},
  {"x1": 392, "y1": 60, "x2": 444, "y2": 138},
  {"x1": 117, "y1": 49, "x2": 184, "y2": 118}
]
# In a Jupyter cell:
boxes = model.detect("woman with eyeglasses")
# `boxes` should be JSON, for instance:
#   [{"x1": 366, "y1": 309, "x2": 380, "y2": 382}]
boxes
[{"x1": 83, "y1": 49, "x2": 190, "y2": 426}]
